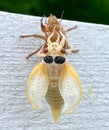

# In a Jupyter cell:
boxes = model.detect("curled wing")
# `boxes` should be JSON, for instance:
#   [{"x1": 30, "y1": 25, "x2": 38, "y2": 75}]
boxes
[
  {"x1": 26, "y1": 62, "x2": 49, "y2": 110},
  {"x1": 59, "y1": 63, "x2": 82, "y2": 114}
]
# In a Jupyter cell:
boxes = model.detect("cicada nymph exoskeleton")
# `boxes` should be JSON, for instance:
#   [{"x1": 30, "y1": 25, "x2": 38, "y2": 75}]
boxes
[
  {"x1": 21, "y1": 14, "x2": 82, "y2": 123},
  {"x1": 20, "y1": 14, "x2": 79, "y2": 59}
]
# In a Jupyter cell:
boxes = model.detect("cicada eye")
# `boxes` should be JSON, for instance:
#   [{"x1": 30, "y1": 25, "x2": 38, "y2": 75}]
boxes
[
  {"x1": 44, "y1": 56, "x2": 53, "y2": 63},
  {"x1": 55, "y1": 56, "x2": 65, "y2": 64}
]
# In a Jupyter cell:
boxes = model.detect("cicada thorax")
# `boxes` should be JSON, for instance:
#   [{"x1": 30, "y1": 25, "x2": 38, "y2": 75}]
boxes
[{"x1": 45, "y1": 64, "x2": 64, "y2": 123}]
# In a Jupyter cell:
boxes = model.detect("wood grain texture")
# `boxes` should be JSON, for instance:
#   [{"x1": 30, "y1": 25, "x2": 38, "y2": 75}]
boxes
[{"x1": 0, "y1": 11, "x2": 109, "y2": 130}]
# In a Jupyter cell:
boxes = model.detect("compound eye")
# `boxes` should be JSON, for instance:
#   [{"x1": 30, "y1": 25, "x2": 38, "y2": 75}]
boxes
[
  {"x1": 55, "y1": 56, "x2": 65, "y2": 64},
  {"x1": 44, "y1": 56, "x2": 53, "y2": 63}
]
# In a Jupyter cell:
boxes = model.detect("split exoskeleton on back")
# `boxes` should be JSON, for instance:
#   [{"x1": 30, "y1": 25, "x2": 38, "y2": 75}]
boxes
[{"x1": 20, "y1": 14, "x2": 82, "y2": 124}]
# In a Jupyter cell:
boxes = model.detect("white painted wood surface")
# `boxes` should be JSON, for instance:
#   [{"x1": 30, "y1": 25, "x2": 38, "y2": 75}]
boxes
[{"x1": 0, "y1": 11, "x2": 109, "y2": 130}]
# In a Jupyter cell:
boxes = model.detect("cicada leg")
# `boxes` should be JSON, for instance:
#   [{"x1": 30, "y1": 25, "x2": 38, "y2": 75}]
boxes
[
  {"x1": 20, "y1": 34, "x2": 45, "y2": 40},
  {"x1": 65, "y1": 25, "x2": 77, "y2": 33}
]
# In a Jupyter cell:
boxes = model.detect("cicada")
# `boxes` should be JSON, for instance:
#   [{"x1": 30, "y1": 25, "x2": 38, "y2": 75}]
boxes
[{"x1": 21, "y1": 14, "x2": 82, "y2": 124}]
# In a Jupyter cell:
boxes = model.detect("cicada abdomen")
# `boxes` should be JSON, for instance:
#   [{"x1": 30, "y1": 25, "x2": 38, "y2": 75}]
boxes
[{"x1": 45, "y1": 64, "x2": 64, "y2": 123}]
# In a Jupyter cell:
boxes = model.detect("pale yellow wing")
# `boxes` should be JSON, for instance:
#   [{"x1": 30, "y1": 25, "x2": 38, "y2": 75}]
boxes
[
  {"x1": 59, "y1": 63, "x2": 82, "y2": 114},
  {"x1": 26, "y1": 62, "x2": 49, "y2": 110}
]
